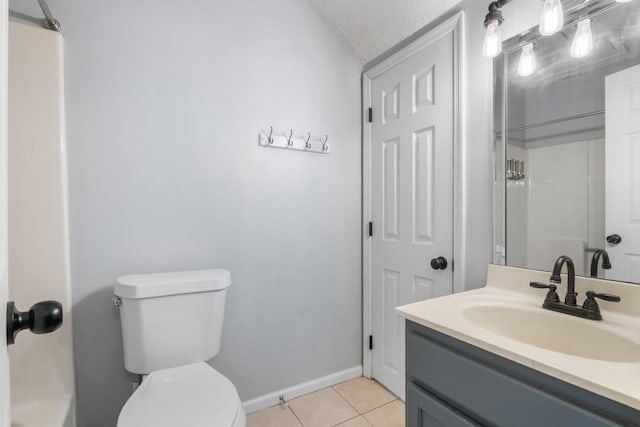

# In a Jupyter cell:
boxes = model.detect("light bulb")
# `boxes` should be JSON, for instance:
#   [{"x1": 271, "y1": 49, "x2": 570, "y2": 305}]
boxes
[
  {"x1": 571, "y1": 19, "x2": 594, "y2": 58},
  {"x1": 517, "y1": 44, "x2": 537, "y2": 77},
  {"x1": 616, "y1": 0, "x2": 632, "y2": 2},
  {"x1": 483, "y1": 20, "x2": 503, "y2": 58},
  {"x1": 539, "y1": 0, "x2": 564, "y2": 36}
]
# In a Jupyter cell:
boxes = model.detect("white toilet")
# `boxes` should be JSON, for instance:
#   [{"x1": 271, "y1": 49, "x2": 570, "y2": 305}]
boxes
[{"x1": 114, "y1": 269, "x2": 246, "y2": 427}]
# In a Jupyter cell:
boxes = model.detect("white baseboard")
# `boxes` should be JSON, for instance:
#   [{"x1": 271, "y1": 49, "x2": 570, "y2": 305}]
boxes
[{"x1": 242, "y1": 365, "x2": 363, "y2": 415}]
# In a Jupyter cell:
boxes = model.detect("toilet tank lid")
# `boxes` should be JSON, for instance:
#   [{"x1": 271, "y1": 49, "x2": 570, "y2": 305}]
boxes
[{"x1": 114, "y1": 269, "x2": 231, "y2": 299}]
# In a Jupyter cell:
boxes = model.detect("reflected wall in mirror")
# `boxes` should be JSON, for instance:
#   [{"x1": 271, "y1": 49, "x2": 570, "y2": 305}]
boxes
[{"x1": 494, "y1": 0, "x2": 640, "y2": 283}]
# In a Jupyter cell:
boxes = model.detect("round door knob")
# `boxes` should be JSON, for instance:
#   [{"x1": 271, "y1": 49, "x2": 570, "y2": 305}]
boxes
[
  {"x1": 430, "y1": 257, "x2": 448, "y2": 270},
  {"x1": 6, "y1": 300, "x2": 63, "y2": 345},
  {"x1": 606, "y1": 234, "x2": 622, "y2": 245}
]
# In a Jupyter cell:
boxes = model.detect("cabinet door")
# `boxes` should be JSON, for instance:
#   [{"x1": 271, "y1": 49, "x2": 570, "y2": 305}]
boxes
[{"x1": 407, "y1": 383, "x2": 480, "y2": 427}]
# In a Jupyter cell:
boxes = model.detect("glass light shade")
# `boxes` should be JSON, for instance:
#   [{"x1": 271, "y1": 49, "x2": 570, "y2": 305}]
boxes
[
  {"x1": 517, "y1": 44, "x2": 537, "y2": 77},
  {"x1": 539, "y1": 0, "x2": 564, "y2": 36},
  {"x1": 571, "y1": 19, "x2": 594, "y2": 58},
  {"x1": 483, "y1": 20, "x2": 503, "y2": 58}
]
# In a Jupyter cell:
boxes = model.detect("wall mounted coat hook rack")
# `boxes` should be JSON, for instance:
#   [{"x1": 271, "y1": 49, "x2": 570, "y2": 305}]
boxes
[{"x1": 258, "y1": 127, "x2": 331, "y2": 155}]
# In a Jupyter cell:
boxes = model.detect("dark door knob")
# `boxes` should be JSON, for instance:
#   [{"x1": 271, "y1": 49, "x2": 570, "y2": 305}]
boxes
[
  {"x1": 6, "y1": 300, "x2": 63, "y2": 345},
  {"x1": 430, "y1": 257, "x2": 448, "y2": 270},
  {"x1": 606, "y1": 234, "x2": 622, "y2": 245}
]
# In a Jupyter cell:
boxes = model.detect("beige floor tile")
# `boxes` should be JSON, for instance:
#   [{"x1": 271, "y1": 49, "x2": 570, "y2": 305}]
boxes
[
  {"x1": 288, "y1": 388, "x2": 358, "y2": 427},
  {"x1": 333, "y1": 377, "x2": 396, "y2": 414},
  {"x1": 364, "y1": 400, "x2": 405, "y2": 427},
  {"x1": 335, "y1": 416, "x2": 372, "y2": 427},
  {"x1": 247, "y1": 404, "x2": 303, "y2": 427}
]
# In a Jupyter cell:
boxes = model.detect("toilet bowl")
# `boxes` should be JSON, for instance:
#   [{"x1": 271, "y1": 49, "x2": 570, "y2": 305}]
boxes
[
  {"x1": 118, "y1": 363, "x2": 246, "y2": 427},
  {"x1": 114, "y1": 269, "x2": 245, "y2": 427}
]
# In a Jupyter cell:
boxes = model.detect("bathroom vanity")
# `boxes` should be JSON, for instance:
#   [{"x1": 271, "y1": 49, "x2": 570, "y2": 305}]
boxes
[{"x1": 398, "y1": 265, "x2": 640, "y2": 427}]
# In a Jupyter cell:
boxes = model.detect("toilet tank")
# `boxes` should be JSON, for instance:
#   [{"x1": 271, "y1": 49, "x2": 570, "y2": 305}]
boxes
[{"x1": 114, "y1": 269, "x2": 231, "y2": 374}]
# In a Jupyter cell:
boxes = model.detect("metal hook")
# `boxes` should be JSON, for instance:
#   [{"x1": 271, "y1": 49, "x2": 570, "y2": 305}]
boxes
[
  {"x1": 267, "y1": 126, "x2": 274, "y2": 144},
  {"x1": 305, "y1": 132, "x2": 312, "y2": 150},
  {"x1": 322, "y1": 135, "x2": 329, "y2": 152},
  {"x1": 286, "y1": 129, "x2": 294, "y2": 147}
]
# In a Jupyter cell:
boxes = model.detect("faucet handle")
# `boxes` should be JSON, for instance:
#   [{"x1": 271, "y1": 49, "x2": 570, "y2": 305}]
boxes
[
  {"x1": 529, "y1": 282, "x2": 560, "y2": 303},
  {"x1": 582, "y1": 291, "x2": 621, "y2": 316},
  {"x1": 586, "y1": 291, "x2": 621, "y2": 302},
  {"x1": 530, "y1": 282, "x2": 553, "y2": 289}
]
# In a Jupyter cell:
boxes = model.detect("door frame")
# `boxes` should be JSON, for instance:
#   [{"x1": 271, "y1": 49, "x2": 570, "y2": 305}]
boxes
[
  {"x1": 362, "y1": 11, "x2": 465, "y2": 378},
  {"x1": 1, "y1": 0, "x2": 9, "y2": 422}
]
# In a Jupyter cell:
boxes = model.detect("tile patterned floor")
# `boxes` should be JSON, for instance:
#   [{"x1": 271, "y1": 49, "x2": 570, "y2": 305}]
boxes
[{"x1": 247, "y1": 377, "x2": 404, "y2": 427}]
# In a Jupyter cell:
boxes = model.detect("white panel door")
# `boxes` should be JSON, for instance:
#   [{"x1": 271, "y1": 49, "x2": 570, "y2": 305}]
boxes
[
  {"x1": 606, "y1": 64, "x2": 640, "y2": 283},
  {"x1": 370, "y1": 32, "x2": 454, "y2": 399},
  {"x1": 1, "y1": 0, "x2": 10, "y2": 423}
]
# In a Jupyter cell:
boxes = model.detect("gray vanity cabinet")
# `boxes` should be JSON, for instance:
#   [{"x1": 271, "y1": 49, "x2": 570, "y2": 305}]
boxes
[
  {"x1": 407, "y1": 382, "x2": 479, "y2": 426},
  {"x1": 405, "y1": 320, "x2": 640, "y2": 427}
]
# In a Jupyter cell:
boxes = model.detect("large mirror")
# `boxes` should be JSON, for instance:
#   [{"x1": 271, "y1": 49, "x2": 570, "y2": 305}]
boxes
[{"x1": 494, "y1": 0, "x2": 640, "y2": 283}]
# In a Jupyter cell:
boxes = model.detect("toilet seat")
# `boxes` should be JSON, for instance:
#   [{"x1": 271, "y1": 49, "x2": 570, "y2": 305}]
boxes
[{"x1": 117, "y1": 362, "x2": 244, "y2": 427}]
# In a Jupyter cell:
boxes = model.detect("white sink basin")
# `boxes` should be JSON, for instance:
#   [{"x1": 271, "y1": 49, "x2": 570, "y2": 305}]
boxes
[{"x1": 463, "y1": 304, "x2": 640, "y2": 363}]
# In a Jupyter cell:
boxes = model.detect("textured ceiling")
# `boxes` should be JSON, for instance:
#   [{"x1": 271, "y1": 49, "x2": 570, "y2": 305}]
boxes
[{"x1": 307, "y1": 0, "x2": 463, "y2": 63}]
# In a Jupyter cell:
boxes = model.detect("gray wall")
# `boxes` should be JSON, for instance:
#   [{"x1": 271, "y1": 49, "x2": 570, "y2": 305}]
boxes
[
  {"x1": 457, "y1": 0, "x2": 544, "y2": 289},
  {"x1": 9, "y1": 1, "x2": 362, "y2": 426}
]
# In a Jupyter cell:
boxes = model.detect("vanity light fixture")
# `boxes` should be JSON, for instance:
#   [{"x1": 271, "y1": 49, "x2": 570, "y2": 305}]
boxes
[
  {"x1": 483, "y1": 0, "x2": 566, "y2": 56},
  {"x1": 483, "y1": 20, "x2": 504, "y2": 58},
  {"x1": 517, "y1": 43, "x2": 537, "y2": 76},
  {"x1": 482, "y1": 0, "x2": 511, "y2": 59},
  {"x1": 570, "y1": 18, "x2": 594, "y2": 58},
  {"x1": 482, "y1": 0, "x2": 512, "y2": 58},
  {"x1": 539, "y1": 0, "x2": 565, "y2": 35},
  {"x1": 483, "y1": 0, "x2": 629, "y2": 64}
]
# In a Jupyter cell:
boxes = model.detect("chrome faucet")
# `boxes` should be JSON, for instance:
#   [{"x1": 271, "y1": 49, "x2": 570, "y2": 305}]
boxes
[
  {"x1": 590, "y1": 249, "x2": 611, "y2": 278},
  {"x1": 550, "y1": 255, "x2": 577, "y2": 305},
  {"x1": 529, "y1": 255, "x2": 621, "y2": 321}
]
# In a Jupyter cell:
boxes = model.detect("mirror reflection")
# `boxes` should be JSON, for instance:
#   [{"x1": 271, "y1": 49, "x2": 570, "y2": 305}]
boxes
[{"x1": 495, "y1": 0, "x2": 640, "y2": 283}]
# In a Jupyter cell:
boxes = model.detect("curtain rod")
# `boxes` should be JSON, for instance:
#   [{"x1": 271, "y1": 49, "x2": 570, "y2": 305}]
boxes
[{"x1": 36, "y1": 0, "x2": 61, "y2": 32}]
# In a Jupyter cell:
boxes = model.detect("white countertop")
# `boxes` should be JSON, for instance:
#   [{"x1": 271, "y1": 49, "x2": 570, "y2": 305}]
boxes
[{"x1": 397, "y1": 264, "x2": 640, "y2": 410}]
